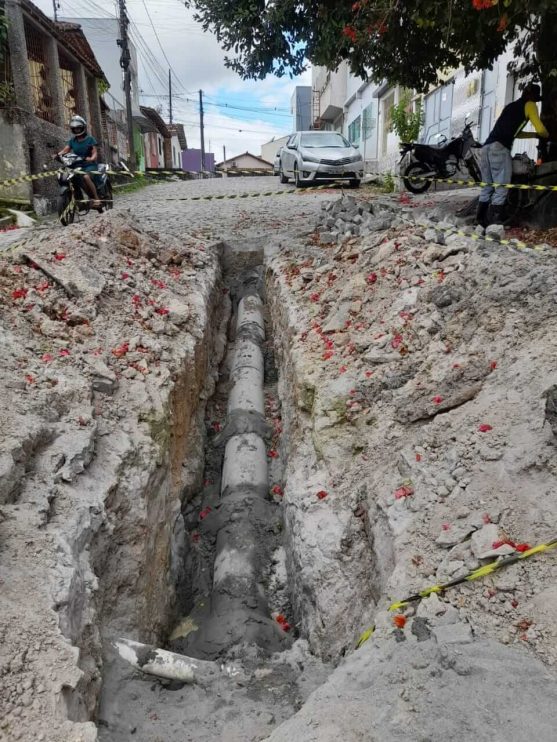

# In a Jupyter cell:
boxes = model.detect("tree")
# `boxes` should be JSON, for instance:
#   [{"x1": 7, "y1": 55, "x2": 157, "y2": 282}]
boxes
[{"x1": 186, "y1": 1, "x2": 557, "y2": 131}]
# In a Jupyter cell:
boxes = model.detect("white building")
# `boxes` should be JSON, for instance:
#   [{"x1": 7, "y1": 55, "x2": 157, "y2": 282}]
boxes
[
  {"x1": 312, "y1": 48, "x2": 540, "y2": 175},
  {"x1": 260, "y1": 135, "x2": 290, "y2": 165}
]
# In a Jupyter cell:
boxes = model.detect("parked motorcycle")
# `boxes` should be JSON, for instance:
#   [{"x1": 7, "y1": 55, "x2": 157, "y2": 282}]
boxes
[
  {"x1": 399, "y1": 120, "x2": 481, "y2": 194},
  {"x1": 52, "y1": 153, "x2": 113, "y2": 226}
]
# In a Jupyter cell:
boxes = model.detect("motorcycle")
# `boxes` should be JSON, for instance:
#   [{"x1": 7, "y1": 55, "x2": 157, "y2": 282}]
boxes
[
  {"x1": 399, "y1": 119, "x2": 482, "y2": 194},
  {"x1": 52, "y1": 153, "x2": 114, "y2": 226}
]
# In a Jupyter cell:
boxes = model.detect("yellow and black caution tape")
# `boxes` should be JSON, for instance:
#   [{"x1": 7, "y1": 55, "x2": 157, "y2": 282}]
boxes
[
  {"x1": 416, "y1": 220, "x2": 553, "y2": 254},
  {"x1": 356, "y1": 536, "x2": 556, "y2": 649},
  {"x1": 389, "y1": 537, "x2": 557, "y2": 612},
  {"x1": 3, "y1": 160, "x2": 557, "y2": 194}
]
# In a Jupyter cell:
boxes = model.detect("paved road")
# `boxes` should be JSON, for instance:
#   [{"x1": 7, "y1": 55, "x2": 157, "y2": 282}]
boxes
[{"x1": 116, "y1": 174, "x2": 334, "y2": 241}]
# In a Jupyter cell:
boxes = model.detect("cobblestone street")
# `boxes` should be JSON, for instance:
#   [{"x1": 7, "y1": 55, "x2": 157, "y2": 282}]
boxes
[{"x1": 117, "y1": 175, "x2": 333, "y2": 241}]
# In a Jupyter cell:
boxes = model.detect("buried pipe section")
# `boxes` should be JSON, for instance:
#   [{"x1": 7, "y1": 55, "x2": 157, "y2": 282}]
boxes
[
  {"x1": 117, "y1": 274, "x2": 291, "y2": 678},
  {"x1": 170, "y1": 285, "x2": 291, "y2": 658}
]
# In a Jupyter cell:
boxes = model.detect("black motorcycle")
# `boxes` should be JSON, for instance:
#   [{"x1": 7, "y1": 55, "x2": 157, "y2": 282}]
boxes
[
  {"x1": 399, "y1": 120, "x2": 482, "y2": 194},
  {"x1": 52, "y1": 153, "x2": 113, "y2": 226}
]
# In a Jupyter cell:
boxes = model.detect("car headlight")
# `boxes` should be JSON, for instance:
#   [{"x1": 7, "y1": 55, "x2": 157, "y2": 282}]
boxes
[
  {"x1": 302, "y1": 154, "x2": 321, "y2": 163},
  {"x1": 350, "y1": 154, "x2": 363, "y2": 163}
]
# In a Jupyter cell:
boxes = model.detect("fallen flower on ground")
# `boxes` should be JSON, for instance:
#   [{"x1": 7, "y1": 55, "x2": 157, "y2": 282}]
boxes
[{"x1": 478, "y1": 423, "x2": 493, "y2": 432}]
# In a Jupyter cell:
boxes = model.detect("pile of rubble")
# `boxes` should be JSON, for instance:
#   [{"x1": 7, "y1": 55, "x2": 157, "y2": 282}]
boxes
[{"x1": 265, "y1": 190, "x2": 557, "y2": 739}]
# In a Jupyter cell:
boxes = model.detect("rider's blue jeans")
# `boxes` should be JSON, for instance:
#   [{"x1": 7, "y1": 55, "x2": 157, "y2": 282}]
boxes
[{"x1": 479, "y1": 141, "x2": 512, "y2": 207}]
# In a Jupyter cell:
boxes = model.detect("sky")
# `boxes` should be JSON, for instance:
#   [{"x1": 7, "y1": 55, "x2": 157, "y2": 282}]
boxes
[{"x1": 32, "y1": 0, "x2": 312, "y2": 159}]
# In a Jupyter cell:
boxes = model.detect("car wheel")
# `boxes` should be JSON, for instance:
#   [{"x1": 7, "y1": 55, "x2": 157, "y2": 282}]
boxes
[
  {"x1": 279, "y1": 167, "x2": 288, "y2": 184},
  {"x1": 349, "y1": 179, "x2": 361, "y2": 188},
  {"x1": 294, "y1": 164, "x2": 304, "y2": 188}
]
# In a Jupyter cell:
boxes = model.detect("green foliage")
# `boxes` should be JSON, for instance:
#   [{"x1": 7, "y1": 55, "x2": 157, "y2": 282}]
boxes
[
  {"x1": 0, "y1": 80, "x2": 14, "y2": 105},
  {"x1": 97, "y1": 79, "x2": 110, "y2": 96},
  {"x1": 381, "y1": 172, "x2": 395, "y2": 193},
  {"x1": 185, "y1": 0, "x2": 557, "y2": 97},
  {"x1": 390, "y1": 93, "x2": 423, "y2": 143}
]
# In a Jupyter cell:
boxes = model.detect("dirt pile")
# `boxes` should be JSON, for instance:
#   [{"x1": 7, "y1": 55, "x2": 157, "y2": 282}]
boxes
[
  {"x1": 265, "y1": 192, "x2": 557, "y2": 739},
  {"x1": 0, "y1": 211, "x2": 223, "y2": 741}
]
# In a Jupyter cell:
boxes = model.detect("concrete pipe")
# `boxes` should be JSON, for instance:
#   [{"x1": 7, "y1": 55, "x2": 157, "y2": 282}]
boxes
[
  {"x1": 221, "y1": 432, "x2": 268, "y2": 496},
  {"x1": 113, "y1": 638, "x2": 228, "y2": 683},
  {"x1": 236, "y1": 294, "x2": 265, "y2": 343}
]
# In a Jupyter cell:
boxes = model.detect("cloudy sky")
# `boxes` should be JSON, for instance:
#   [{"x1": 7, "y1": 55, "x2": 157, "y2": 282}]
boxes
[{"x1": 32, "y1": 0, "x2": 311, "y2": 159}]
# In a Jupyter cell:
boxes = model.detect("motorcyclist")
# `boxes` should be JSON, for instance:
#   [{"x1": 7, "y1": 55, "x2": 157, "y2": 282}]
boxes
[
  {"x1": 476, "y1": 83, "x2": 549, "y2": 227},
  {"x1": 54, "y1": 115, "x2": 102, "y2": 208}
]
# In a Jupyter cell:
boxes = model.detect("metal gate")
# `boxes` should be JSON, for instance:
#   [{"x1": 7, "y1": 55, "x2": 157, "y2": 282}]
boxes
[
  {"x1": 479, "y1": 67, "x2": 499, "y2": 144},
  {"x1": 423, "y1": 81, "x2": 454, "y2": 144}
]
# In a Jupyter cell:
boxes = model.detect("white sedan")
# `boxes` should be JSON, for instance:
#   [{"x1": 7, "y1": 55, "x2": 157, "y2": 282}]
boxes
[{"x1": 279, "y1": 131, "x2": 364, "y2": 187}]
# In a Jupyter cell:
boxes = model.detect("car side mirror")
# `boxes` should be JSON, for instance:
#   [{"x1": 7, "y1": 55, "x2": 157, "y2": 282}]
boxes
[{"x1": 287, "y1": 143, "x2": 297, "y2": 149}]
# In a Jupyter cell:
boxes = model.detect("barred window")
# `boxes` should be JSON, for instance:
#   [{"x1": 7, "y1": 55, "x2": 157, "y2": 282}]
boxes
[
  {"x1": 348, "y1": 114, "x2": 361, "y2": 145},
  {"x1": 24, "y1": 21, "x2": 54, "y2": 122},
  {"x1": 58, "y1": 54, "x2": 77, "y2": 122}
]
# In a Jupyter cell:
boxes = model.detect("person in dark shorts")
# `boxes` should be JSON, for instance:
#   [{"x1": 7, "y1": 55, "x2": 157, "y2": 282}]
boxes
[{"x1": 477, "y1": 83, "x2": 549, "y2": 227}]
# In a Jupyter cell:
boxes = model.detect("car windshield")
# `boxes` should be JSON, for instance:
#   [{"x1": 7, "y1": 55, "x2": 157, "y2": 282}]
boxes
[{"x1": 300, "y1": 133, "x2": 351, "y2": 148}]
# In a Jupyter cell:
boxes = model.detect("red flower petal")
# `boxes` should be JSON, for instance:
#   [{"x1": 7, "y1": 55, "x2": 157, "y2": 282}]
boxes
[
  {"x1": 316, "y1": 490, "x2": 328, "y2": 500},
  {"x1": 515, "y1": 543, "x2": 531, "y2": 553},
  {"x1": 267, "y1": 449, "x2": 279, "y2": 459},
  {"x1": 11, "y1": 287, "x2": 28, "y2": 300},
  {"x1": 151, "y1": 278, "x2": 167, "y2": 289},
  {"x1": 121, "y1": 272, "x2": 130, "y2": 280},
  {"x1": 41, "y1": 353, "x2": 53, "y2": 363},
  {"x1": 25, "y1": 374, "x2": 35, "y2": 385},
  {"x1": 391, "y1": 334, "x2": 403, "y2": 349},
  {"x1": 366, "y1": 272, "x2": 377, "y2": 285},
  {"x1": 59, "y1": 349, "x2": 70, "y2": 357},
  {"x1": 310, "y1": 293, "x2": 320, "y2": 302},
  {"x1": 191, "y1": 532, "x2": 200, "y2": 543},
  {"x1": 155, "y1": 307, "x2": 169, "y2": 315},
  {"x1": 483, "y1": 513, "x2": 492, "y2": 524},
  {"x1": 365, "y1": 370, "x2": 374, "y2": 378},
  {"x1": 339, "y1": 365, "x2": 347, "y2": 374},
  {"x1": 478, "y1": 424, "x2": 493, "y2": 432},
  {"x1": 199, "y1": 506, "x2": 212, "y2": 521},
  {"x1": 490, "y1": 360, "x2": 497, "y2": 370},
  {"x1": 322, "y1": 350, "x2": 334, "y2": 360},
  {"x1": 271, "y1": 485, "x2": 284, "y2": 497},
  {"x1": 211, "y1": 421, "x2": 221, "y2": 432},
  {"x1": 442, "y1": 523, "x2": 451, "y2": 531},
  {"x1": 393, "y1": 614, "x2": 407, "y2": 629},
  {"x1": 111, "y1": 342, "x2": 129, "y2": 358},
  {"x1": 415, "y1": 453, "x2": 422, "y2": 462},
  {"x1": 432, "y1": 395, "x2": 443, "y2": 405},
  {"x1": 394, "y1": 485, "x2": 414, "y2": 500},
  {"x1": 54, "y1": 252, "x2": 66, "y2": 261}
]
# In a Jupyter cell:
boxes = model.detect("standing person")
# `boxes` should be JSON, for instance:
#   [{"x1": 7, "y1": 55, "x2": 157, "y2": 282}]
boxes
[
  {"x1": 55, "y1": 115, "x2": 102, "y2": 208},
  {"x1": 476, "y1": 83, "x2": 549, "y2": 227}
]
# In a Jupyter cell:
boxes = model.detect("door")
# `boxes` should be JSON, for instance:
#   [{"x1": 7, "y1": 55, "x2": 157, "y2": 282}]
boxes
[
  {"x1": 423, "y1": 81, "x2": 454, "y2": 143},
  {"x1": 282, "y1": 134, "x2": 298, "y2": 175},
  {"x1": 479, "y1": 67, "x2": 498, "y2": 144}
]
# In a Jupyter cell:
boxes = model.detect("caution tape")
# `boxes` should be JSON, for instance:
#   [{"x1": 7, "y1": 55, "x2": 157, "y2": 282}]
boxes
[
  {"x1": 356, "y1": 536, "x2": 557, "y2": 649},
  {"x1": 416, "y1": 220, "x2": 553, "y2": 254},
  {"x1": 388, "y1": 537, "x2": 557, "y2": 612},
  {"x1": 3, "y1": 160, "x2": 557, "y2": 194}
]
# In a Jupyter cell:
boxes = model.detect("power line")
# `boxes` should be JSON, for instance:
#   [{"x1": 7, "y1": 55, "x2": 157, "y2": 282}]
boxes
[{"x1": 140, "y1": 0, "x2": 188, "y2": 94}]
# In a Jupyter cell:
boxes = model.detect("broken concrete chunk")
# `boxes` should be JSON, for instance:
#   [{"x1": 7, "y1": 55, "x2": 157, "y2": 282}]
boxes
[
  {"x1": 85, "y1": 357, "x2": 118, "y2": 394},
  {"x1": 22, "y1": 251, "x2": 106, "y2": 299},
  {"x1": 432, "y1": 622, "x2": 473, "y2": 644},
  {"x1": 470, "y1": 524, "x2": 515, "y2": 560}
]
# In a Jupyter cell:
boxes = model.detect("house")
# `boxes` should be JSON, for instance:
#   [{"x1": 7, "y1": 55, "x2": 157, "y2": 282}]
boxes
[
  {"x1": 260, "y1": 135, "x2": 290, "y2": 165},
  {"x1": 168, "y1": 123, "x2": 187, "y2": 169},
  {"x1": 182, "y1": 149, "x2": 215, "y2": 174},
  {"x1": 1, "y1": 0, "x2": 109, "y2": 209},
  {"x1": 291, "y1": 86, "x2": 312, "y2": 131},
  {"x1": 139, "y1": 106, "x2": 171, "y2": 170},
  {"x1": 216, "y1": 152, "x2": 273, "y2": 173}
]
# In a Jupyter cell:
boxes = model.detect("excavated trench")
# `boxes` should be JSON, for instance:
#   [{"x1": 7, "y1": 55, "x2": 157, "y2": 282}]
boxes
[{"x1": 92, "y1": 239, "x2": 385, "y2": 740}]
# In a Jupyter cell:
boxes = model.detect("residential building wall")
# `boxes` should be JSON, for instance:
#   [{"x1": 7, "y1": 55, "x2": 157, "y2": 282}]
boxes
[
  {"x1": 181, "y1": 149, "x2": 215, "y2": 173},
  {"x1": 291, "y1": 86, "x2": 311, "y2": 131},
  {"x1": 316, "y1": 45, "x2": 542, "y2": 177},
  {"x1": 217, "y1": 153, "x2": 272, "y2": 171},
  {"x1": 260, "y1": 135, "x2": 290, "y2": 164},
  {"x1": 1, "y1": 0, "x2": 107, "y2": 210}
]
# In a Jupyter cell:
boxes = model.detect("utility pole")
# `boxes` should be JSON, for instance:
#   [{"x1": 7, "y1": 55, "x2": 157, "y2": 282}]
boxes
[
  {"x1": 117, "y1": 0, "x2": 137, "y2": 171},
  {"x1": 223, "y1": 145, "x2": 227, "y2": 176},
  {"x1": 168, "y1": 69, "x2": 173, "y2": 125},
  {"x1": 199, "y1": 89, "x2": 205, "y2": 172},
  {"x1": 52, "y1": 1, "x2": 59, "y2": 22}
]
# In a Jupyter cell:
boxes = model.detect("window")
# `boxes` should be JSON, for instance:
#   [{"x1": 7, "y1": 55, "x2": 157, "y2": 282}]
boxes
[
  {"x1": 300, "y1": 132, "x2": 350, "y2": 147},
  {"x1": 24, "y1": 22, "x2": 54, "y2": 122},
  {"x1": 158, "y1": 137, "x2": 162, "y2": 155},
  {"x1": 58, "y1": 54, "x2": 77, "y2": 122},
  {"x1": 347, "y1": 115, "x2": 361, "y2": 145},
  {"x1": 362, "y1": 102, "x2": 376, "y2": 140}
]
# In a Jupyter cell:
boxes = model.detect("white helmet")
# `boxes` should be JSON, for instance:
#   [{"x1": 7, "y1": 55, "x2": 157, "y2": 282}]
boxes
[{"x1": 70, "y1": 115, "x2": 87, "y2": 136}]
